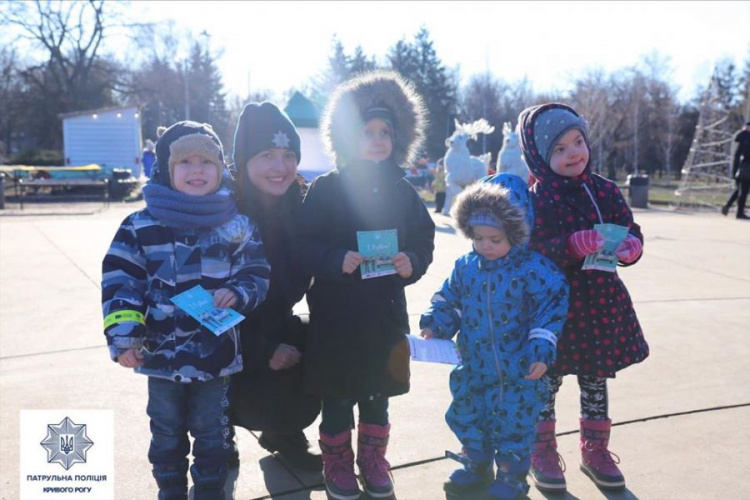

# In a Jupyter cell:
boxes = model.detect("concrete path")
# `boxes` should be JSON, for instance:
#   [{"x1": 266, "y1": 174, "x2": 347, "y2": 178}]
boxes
[{"x1": 1, "y1": 200, "x2": 748, "y2": 500}]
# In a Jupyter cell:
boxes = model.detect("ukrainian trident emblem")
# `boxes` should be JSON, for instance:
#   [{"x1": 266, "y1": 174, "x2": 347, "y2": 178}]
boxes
[{"x1": 60, "y1": 434, "x2": 75, "y2": 454}]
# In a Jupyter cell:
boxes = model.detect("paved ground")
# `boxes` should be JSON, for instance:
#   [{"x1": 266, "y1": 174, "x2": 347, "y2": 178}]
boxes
[{"x1": 1, "y1": 199, "x2": 749, "y2": 500}]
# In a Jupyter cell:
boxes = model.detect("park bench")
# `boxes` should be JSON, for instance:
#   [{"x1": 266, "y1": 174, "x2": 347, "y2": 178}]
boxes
[{"x1": 17, "y1": 178, "x2": 110, "y2": 209}]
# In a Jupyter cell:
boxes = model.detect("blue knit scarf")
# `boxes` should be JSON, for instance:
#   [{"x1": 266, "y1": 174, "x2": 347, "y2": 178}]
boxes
[{"x1": 142, "y1": 183, "x2": 238, "y2": 228}]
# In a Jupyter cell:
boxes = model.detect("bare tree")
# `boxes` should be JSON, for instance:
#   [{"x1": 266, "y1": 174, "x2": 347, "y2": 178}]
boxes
[
  {"x1": 0, "y1": 0, "x2": 128, "y2": 147},
  {"x1": 569, "y1": 69, "x2": 615, "y2": 174},
  {"x1": 459, "y1": 73, "x2": 505, "y2": 158},
  {"x1": 2, "y1": 1, "x2": 111, "y2": 107},
  {"x1": 0, "y1": 46, "x2": 25, "y2": 159}
]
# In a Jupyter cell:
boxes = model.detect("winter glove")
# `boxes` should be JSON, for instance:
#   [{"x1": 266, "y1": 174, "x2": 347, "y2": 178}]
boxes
[
  {"x1": 615, "y1": 234, "x2": 643, "y2": 264},
  {"x1": 566, "y1": 229, "x2": 604, "y2": 259}
]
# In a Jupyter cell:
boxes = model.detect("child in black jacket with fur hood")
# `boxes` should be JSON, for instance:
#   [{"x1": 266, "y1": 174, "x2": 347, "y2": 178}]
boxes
[{"x1": 298, "y1": 71, "x2": 435, "y2": 500}]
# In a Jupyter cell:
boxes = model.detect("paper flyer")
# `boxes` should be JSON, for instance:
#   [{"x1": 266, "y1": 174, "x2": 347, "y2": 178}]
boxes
[
  {"x1": 357, "y1": 229, "x2": 399, "y2": 279},
  {"x1": 170, "y1": 285, "x2": 245, "y2": 336},
  {"x1": 406, "y1": 334, "x2": 461, "y2": 365},
  {"x1": 581, "y1": 223, "x2": 630, "y2": 272}
]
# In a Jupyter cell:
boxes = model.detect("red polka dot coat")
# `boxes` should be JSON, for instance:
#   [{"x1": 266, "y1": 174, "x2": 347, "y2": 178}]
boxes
[{"x1": 519, "y1": 103, "x2": 649, "y2": 378}]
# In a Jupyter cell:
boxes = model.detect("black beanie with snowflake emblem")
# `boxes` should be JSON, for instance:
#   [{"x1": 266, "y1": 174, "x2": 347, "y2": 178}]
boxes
[{"x1": 232, "y1": 102, "x2": 301, "y2": 171}]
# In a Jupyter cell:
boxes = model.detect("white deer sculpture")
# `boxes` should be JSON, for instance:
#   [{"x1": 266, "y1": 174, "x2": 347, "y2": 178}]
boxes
[
  {"x1": 495, "y1": 122, "x2": 530, "y2": 183},
  {"x1": 442, "y1": 118, "x2": 495, "y2": 215}
]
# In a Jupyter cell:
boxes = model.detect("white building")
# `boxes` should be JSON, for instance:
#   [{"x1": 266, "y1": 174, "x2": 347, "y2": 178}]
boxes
[{"x1": 59, "y1": 106, "x2": 143, "y2": 177}]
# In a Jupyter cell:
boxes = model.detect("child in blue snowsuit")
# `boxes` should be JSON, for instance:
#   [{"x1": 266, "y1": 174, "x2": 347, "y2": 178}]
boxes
[
  {"x1": 420, "y1": 175, "x2": 569, "y2": 500},
  {"x1": 102, "y1": 121, "x2": 270, "y2": 500}
]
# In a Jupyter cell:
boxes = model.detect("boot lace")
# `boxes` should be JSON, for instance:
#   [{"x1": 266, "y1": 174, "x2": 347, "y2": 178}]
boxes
[
  {"x1": 535, "y1": 443, "x2": 566, "y2": 473},
  {"x1": 325, "y1": 452, "x2": 356, "y2": 486},
  {"x1": 359, "y1": 446, "x2": 392, "y2": 483},
  {"x1": 584, "y1": 441, "x2": 621, "y2": 468}
]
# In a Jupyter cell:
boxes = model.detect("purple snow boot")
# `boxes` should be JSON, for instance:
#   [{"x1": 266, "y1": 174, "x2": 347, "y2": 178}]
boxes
[
  {"x1": 530, "y1": 419, "x2": 567, "y2": 492},
  {"x1": 356, "y1": 423, "x2": 394, "y2": 499},
  {"x1": 319, "y1": 430, "x2": 361, "y2": 500},
  {"x1": 580, "y1": 418, "x2": 626, "y2": 490}
]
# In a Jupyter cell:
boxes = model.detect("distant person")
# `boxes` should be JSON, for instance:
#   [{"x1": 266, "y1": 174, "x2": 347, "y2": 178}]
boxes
[
  {"x1": 721, "y1": 120, "x2": 750, "y2": 219},
  {"x1": 229, "y1": 101, "x2": 322, "y2": 471},
  {"x1": 420, "y1": 179, "x2": 568, "y2": 500},
  {"x1": 518, "y1": 103, "x2": 649, "y2": 493},
  {"x1": 432, "y1": 158, "x2": 446, "y2": 213},
  {"x1": 142, "y1": 139, "x2": 156, "y2": 178},
  {"x1": 101, "y1": 121, "x2": 270, "y2": 500},
  {"x1": 298, "y1": 71, "x2": 435, "y2": 500},
  {"x1": 415, "y1": 150, "x2": 433, "y2": 189}
]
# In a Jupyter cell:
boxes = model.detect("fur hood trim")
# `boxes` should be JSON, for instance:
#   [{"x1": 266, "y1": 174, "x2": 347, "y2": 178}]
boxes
[
  {"x1": 321, "y1": 70, "x2": 426, "y2": 167},
  {"x1": 452, "y1": 182, "x2": 529, "y2": 246}
]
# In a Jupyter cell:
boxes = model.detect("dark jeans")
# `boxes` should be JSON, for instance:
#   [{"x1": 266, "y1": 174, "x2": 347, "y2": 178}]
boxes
[
  {"x1": 320, "y1": 396, "x2": 389, "y2": 435},
  {"x1": 434, "y1": 192, "x2": 446, "y2": 213},
  {"x1": 147, "y1": 376, "x2": 238, "y2": 475}
]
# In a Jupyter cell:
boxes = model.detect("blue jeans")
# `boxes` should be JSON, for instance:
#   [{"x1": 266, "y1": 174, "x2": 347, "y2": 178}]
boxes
[
  {"x1": 147, "y1": 376, "x2": 238, "y2": 476},
  {"x1": 320, "y1": 396, "x2": 389, "y2": 435}
]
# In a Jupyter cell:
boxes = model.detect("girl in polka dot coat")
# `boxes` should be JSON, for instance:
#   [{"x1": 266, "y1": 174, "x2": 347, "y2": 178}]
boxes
[
  {"x1": 420, "y1": 179, "x2": 569, "y2": 500},
  {"x1": 518, "y1": 103, "x2": 649, "y2": 493}
]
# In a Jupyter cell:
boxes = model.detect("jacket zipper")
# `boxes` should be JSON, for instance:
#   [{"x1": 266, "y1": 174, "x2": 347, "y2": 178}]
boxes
[{"x1": 486, "y1": 276, "x2": 504, "y2": 401}]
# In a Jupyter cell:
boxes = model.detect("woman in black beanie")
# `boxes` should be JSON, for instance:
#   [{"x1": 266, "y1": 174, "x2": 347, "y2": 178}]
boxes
[{"x1": 229, "y1": 102, "x2": 322, "y2": 471}]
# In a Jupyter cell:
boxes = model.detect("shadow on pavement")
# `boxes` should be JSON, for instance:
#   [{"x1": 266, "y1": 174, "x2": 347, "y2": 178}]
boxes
[{"x1": 258, "y1": 455, "x2": 319, "y2": 499}]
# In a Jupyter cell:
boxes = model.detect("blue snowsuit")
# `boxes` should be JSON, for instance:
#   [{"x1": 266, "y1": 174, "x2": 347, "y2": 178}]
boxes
[{"x1": 420, "y1": 246, "x2": 568, "y2": 457}]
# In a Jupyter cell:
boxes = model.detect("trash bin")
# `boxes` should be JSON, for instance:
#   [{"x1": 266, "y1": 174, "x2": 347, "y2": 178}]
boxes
[{"x1": 627, "y1": 174, "x2": 649, "y2": 208}]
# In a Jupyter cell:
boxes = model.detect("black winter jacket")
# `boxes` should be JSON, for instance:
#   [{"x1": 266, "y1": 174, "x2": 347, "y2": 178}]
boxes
[
  {"x1": 733, "y1": 129, "x2": 750, "y2": 177},
  {"x1": 230, "y1": 178, "x2": 321, "y2": 433},
  {"x1": 298, "y1": 160, "x2": 435, "y2": 399}
]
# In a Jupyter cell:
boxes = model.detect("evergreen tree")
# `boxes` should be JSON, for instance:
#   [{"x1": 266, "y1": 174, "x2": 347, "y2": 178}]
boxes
[
  {"x1": 185, "y1": 42, "x2": 230, "y2": 144},
  {"x1": 387, "y1": 27, "x2": 458, "y2": 161},
  {"x1": 307, "y1": 37, "x2": 379, "y2": 110},
  {"x1": 350, "y1": 46, "x2": 377, "y2": 76}
]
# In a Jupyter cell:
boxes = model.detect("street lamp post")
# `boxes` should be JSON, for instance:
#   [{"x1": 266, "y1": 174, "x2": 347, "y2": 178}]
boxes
[{"x1": 183, "y1": 60, "x2": 190, "y2": 121}]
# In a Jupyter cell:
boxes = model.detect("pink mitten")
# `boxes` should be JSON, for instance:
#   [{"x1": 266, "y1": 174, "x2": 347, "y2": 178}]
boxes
[
  {"x1": 566, "y1": 229, "x2": 604, "y2": 259},
  {"x1": 615, "y1": 234, "x2": 642, "y2": 264}
]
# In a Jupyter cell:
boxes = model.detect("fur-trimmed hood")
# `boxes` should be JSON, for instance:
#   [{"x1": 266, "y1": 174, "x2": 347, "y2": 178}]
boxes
[
  {"x1": 320, "y1": 70, "x2": 426, "y2": 168},
  {"x1": 452, "y1": 182, "x2": 529, "y2": 247}
]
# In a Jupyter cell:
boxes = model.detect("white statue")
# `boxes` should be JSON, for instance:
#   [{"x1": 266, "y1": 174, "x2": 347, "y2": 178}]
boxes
[
  {"x1": 442, "y1": 118, "x2": 495, "y2": 215},
  {"x1": 495, "y1": 122, "x2": 529, "y2": 182}
]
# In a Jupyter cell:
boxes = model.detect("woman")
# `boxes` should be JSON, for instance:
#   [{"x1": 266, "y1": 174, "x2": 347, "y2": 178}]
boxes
[{"x1": 229, "y1": 102, "x2": 321, "y2": 471}]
